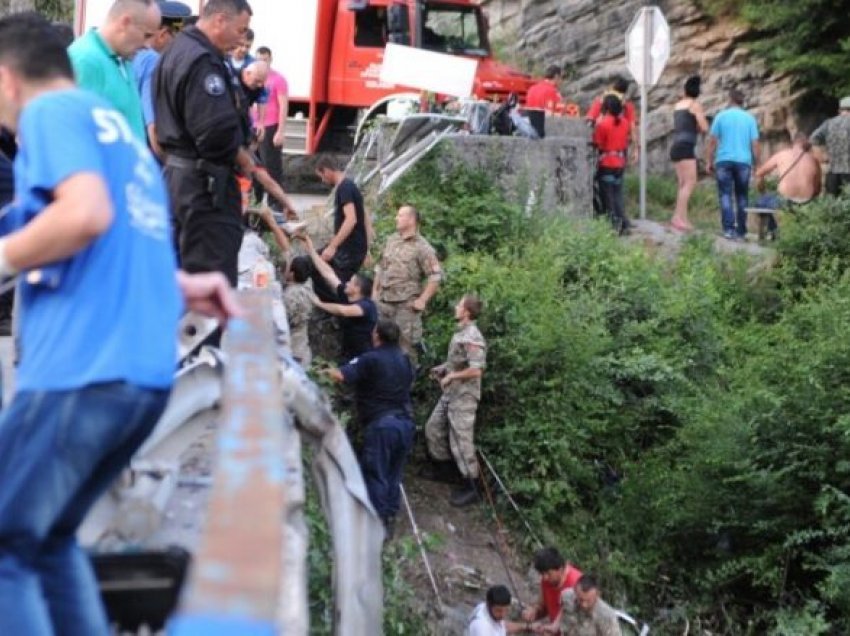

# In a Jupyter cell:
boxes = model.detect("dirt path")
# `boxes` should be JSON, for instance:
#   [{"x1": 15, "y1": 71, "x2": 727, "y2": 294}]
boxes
[{"x1": 395, "y1": 467, "x2": 538, "y2": 634}]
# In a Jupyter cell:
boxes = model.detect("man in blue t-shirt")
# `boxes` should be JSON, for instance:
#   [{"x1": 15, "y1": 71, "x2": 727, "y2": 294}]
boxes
[
  {"x1": 0, "y1": 14, "x2": 238, "y2": 634},
  {"x1": 706, "y1": 88, "x2": 761, "y2": 240},
  {"x1": 132, "y1": 0, "x2": 193, "y2": 158},
  {"x1": 328, "y1": 318, "x2": 415, "y2": 539}
]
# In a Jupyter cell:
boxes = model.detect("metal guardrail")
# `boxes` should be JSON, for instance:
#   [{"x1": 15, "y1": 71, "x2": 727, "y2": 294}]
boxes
[{"x1": 169, "y1": 291, "x2": 298, "y2": 636}]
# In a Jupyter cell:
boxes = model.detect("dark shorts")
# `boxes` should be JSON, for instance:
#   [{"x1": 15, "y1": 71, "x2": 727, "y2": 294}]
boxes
[{"x1": 670, "y1": 142, "x2": 696, "y2": 162}]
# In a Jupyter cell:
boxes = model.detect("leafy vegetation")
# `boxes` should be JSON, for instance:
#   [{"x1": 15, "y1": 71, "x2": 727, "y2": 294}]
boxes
[
  {"x1": 373, "y1": 154, "x2": 850, "y2": 634},
  {"x1": 34, "y1": 0, "x2": 72, "y2": 22},
  {"x1": 304, "y1": 461, "x2": 422, "y2": 635}
]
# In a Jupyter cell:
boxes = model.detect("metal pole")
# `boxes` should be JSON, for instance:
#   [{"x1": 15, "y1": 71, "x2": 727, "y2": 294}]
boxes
[
  {"x1": 478, "y1": 450, "x2": 544, "y2": 549},
  {"x1": 400, "y1": 483, "x2": 444, "y2": 612},
  {"x1": 640, "y1": 8, "x2": 650, "y2": 220}
]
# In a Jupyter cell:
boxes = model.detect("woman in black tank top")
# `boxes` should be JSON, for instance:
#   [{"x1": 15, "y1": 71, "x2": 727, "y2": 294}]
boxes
[{"x1": 670, "y1": 76, "x2": 709, "y2": 231}]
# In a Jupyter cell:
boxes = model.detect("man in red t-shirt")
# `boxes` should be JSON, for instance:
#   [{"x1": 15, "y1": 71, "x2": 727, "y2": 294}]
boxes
[
  {"x1": 524, "y1": 65, "x2": 563, "y2": 138},
  {"x1": 527, "y1": 65, "x2": 564, "y2": 111},
  {"x1": 520, "y1": 547, "x2": 583, "y2": 632}
]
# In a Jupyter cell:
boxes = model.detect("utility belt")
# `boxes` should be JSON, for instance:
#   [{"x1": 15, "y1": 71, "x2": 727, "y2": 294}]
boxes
[
  {"x1": 379, "y1": 292, "x2": 419, "y2": 306},
  {"x1": 369, "y1": 409, "x2": 415, "y2": 429},
  {"x1": 165, "y1": 155, "x2": 233, "y2": 208}
]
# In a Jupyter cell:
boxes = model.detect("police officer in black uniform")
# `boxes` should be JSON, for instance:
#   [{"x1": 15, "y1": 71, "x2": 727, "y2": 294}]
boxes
[{"x1": 154, "y1": 0, "x2": 253, "y2": 286}]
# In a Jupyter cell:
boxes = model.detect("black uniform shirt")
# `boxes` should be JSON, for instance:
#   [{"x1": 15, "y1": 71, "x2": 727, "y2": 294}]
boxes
[
  {"x1": 340, "y1": 344, "x2": 414, "y2": 427},
  {"x1": 153, "y1": 26, "x2": 245, "y2": 164},
  {"x1": 334, "y1": 178, "x2": 368, "y2": 266}
]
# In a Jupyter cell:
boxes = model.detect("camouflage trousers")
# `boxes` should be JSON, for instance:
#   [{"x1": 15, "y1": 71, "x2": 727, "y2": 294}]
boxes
[
  {"x1": 377, "y1": 301, "x2": 422, "y2": 362},
  {"x1": 424, "y1": 391, "x2": 479, "y2": 479}
]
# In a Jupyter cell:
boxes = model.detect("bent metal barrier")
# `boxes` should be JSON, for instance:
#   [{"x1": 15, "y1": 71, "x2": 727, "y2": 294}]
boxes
[
  {"x1": 77, "y1": 232, "x2": 385, "y2": 634},
  {"x1": 169, "y1": 291, "x2": 293, "y2": 636},
  {"x1": 165, "y1": 285, "x2": 384, "y2": 634}
]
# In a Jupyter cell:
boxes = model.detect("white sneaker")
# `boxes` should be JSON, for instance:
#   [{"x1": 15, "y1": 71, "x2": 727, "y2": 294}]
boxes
[{"x1": 281, "y1": 221, "x2": 307, "y2": 236}]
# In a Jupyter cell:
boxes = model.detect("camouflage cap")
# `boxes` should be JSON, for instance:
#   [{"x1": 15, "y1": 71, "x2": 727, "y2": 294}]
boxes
[{"x1": 840, "y1": 96, "x2": 850, "y2": 110}]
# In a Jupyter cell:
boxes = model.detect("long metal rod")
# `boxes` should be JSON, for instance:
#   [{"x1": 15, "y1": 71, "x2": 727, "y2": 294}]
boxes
[
  {"x1": 399, "y1": 483, "x2": 444, "y2": 611},
  {"x1": 478, "y1": 450, "x2": 543, "y2": 549},
  {"x1": 639, "y1": 8, "x2": 650, "y2": 220},
  {"x1": 476, "y1": 470, "x2": 525, "y2": 609}
]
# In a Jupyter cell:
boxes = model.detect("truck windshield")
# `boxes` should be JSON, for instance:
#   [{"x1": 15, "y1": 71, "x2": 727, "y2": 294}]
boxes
[{"x1": 422, "y1": 3, "x2": 489, "y2": 57}]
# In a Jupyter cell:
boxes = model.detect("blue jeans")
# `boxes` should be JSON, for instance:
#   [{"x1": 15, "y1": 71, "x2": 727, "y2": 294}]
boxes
[
  {"x1": 360, "y1": 413, "x2": 415, "y2": 520},
  {"x1": 754, "y1": 193, "x2": 781, "y2": 232},
  {"x1": 597, "y1": 167, "x2": 626, "y2": 228},
  {"x1": 716, "y1": 161, "x2": 751, "y2": 235},
  {"x1": 0, "y1": 382, "x2": 169, "y2": 635}
]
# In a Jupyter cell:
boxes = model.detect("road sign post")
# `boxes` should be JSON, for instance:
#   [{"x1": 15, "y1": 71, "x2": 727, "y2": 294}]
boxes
[{"x1": 626, "y1": 6, "x2": 670, "y2": 220}]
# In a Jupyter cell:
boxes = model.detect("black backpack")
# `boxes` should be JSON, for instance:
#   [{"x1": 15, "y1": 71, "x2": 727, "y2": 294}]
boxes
[{"x1": 490, "y1": 93, "x2": 519, "y2": 136}]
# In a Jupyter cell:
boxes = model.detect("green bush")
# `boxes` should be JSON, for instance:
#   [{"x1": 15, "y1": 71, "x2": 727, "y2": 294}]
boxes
[
  {"x1": 373, "y1": 153, "x2": 850, "y2": 632},
  {"x1": 304, "y1": 465, "x2": 423, "y2": 634},
  {"x1": 700, "y1": 0, "x2": 850, "y2": 97}
]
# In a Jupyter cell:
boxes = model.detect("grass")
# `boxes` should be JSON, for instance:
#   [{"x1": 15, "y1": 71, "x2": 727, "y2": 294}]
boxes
[{"x1": 624, "y1": 174, "x2": 721, "y2": 233}]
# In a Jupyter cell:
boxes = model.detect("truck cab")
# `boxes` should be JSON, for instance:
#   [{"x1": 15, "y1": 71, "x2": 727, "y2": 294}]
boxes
[
  {"x1": 279, "y1": 0, "x2": 534, "y2": 154},
  {"x1": 330, "y1": 1, "x2": 533, "y2": 106}
]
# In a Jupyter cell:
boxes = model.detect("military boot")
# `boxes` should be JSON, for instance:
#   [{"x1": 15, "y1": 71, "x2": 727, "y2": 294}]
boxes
[
  {"x1": 418, "y1": 460, "x2": 462, "y2": 484},
  {"x1": 450, "y1": 479, "x2": 481, "y2": 508}
]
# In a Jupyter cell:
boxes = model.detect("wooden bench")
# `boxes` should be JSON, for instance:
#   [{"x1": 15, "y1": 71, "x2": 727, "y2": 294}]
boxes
[{"x1": 745, "y1": 207, "x2": 780, "y2": 241}]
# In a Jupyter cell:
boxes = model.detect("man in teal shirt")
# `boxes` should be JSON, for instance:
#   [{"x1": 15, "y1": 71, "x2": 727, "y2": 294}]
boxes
[
  {"x1": 705, "y1": 88, "x2": 761, "y2": 240},
  {"x1": 69, "y1": 0, "x2": 161, "y2": 142}
]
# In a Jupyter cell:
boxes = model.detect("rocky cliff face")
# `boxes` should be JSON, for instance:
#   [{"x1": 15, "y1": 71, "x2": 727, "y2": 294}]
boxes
[{"x1": 482, "y1": 0, "x2": 813, "y2": 171}]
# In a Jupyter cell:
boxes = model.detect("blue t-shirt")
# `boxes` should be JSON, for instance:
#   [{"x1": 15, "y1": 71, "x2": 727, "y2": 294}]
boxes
[
  {"x1": 5, "y1": 89, "x2": 181, "y2": 391},
  {"x1": 132, "y1": 47, "x2": 159, "y2": 127},
  {"x1": 340, "y1": 344, "x2": 414, "y2": 426},
  {"x1": 710, "y1": 106, "x2": 759, "y2": 165}
]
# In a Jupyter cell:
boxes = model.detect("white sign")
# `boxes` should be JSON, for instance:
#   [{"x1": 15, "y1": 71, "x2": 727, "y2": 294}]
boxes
[
  {"x1": 625, "y1": 6, "x2": 670, "y2": 87},
  {"x1": 380, "y1": 43, "x2": 478, "y2": 98}
]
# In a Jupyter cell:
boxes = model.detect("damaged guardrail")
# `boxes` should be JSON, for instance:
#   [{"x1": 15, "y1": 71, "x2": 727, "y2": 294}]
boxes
[{"x1": 81, "y1": 228, "x2": 386, "y2": 634}]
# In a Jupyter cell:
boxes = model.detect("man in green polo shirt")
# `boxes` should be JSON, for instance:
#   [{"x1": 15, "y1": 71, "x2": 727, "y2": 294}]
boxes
[{"x1": 69, "y1": 0, "x2": 161, "y2": 142}]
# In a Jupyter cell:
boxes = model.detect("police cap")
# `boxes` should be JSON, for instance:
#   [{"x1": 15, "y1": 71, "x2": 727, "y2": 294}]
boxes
[{"x1": 159, "y1": 0, "x2": 192, "y2": 27}]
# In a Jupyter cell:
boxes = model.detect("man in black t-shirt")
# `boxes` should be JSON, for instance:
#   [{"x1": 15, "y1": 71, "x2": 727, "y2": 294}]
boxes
[{"x1": 314, "y1": 155, "x2": 371, "y2": 300}]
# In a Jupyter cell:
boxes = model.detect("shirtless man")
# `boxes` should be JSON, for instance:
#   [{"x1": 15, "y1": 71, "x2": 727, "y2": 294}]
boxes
[{"x1": 754, "y1": 132, "x2": 821, "y2": 239}]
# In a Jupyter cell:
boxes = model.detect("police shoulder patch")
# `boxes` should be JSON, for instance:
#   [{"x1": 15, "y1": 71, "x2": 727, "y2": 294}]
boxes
[{"x1": 204, "y1": 73, "x2": 226, "y2": 96}]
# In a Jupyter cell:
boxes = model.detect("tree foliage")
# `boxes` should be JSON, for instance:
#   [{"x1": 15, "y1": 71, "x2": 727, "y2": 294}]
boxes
[
  {"x1": 702, "y1": 0, "x2": 850, "y2": 97},
  {"x1": 377, "y1": 153, "x2": 850, "y2": 633}
]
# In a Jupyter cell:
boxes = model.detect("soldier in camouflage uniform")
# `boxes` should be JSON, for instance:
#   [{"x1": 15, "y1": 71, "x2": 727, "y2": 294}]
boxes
[
  {"x1": 552, "y1": 575, "x2": 622, "y2": 636},
  {"x1": 810, "y1": 96, "x2": 850, "y2": 196},
  {"x1": 282, "y1": 256, "x2": 314, "y2": 367},
  {"x1": 373, "y1": 205, "x2": 442, "y2": 361},
  {"x1": 424, "y1": 295, "x2": 486, "y2": 507}
]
